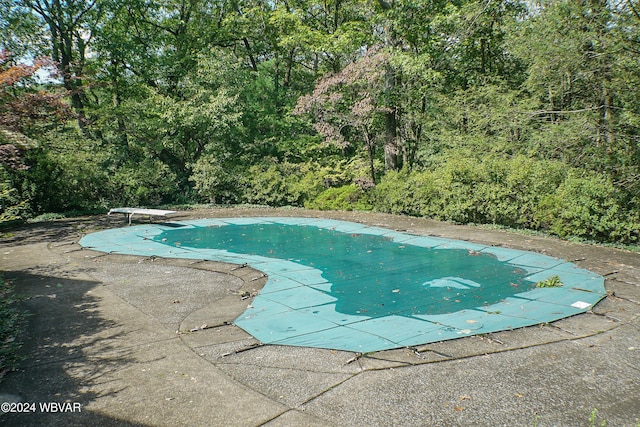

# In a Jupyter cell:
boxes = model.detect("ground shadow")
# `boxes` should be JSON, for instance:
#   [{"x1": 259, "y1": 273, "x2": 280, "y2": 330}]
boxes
[
  {"x1": 0, "y1": 271, "x2": 152, "y2": 427},
  {"x1": 0, "y1": 217, "x2": 114, "y2": 246}
]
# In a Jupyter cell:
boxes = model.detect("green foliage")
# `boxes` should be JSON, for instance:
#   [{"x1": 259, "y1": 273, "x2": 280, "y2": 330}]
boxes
[
  {"x1": 107, "y1": 160, "x2": 180, "y2": 207},
  {"x1": 1, "y1": 0, "x2": 638, "y2": 247},
  {"x1": 536, "y1": 275, "x2": 563, "y2": 288},
  {"x1": 234, "y1": 158, "x2": 375, "y2": 209},
  {"x1": 241, "y1": 161, "x2": 304, "y2": 207},
  {"x1": 588, "y1": 408, "x2": 607, "y2": 427},
  {"x1": 0, "y1": 168, "x2": 30, "y2": 222},
  {"x1": 374, "y1": 154, "x2": 565, "y2": 224},
  {"x1": 28, "y1": 212, "x2": 66, "y2": 222},
  {"x1": 241, "y1": 161, "x2": 327, "y2": 207},
  {"x1": 190, "y1": 155, "x2": 242, "y2": 204},
  {"x1": 0, "y1": 274, "x2": 25, "y2": 379},
  {"x1": 371, "y1": 154, "x2": 639, "y2": 245},
  {"x1": 152, "y1": 82, "x2": 241, "y2": 175},
  {"x1": 19, "y1": 132, "x2": 181, "y2": 213},
  {"x1": 372, "y1": 168, "x2": 436, "y2": 217},
  {"x1": 23, "y1": 141, "x2": 109, "y2": 213},
  {"x1": 307, "y1": 185, "x2": 373, "y2": 211},
  {"x1": 536, "y1": 173, "x2": 640, "y2": 243}
]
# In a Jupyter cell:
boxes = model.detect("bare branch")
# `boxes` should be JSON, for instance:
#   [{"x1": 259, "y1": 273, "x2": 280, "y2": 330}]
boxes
[{"x1": 627, "y1": 0, "x2": 640, "y2": 21}]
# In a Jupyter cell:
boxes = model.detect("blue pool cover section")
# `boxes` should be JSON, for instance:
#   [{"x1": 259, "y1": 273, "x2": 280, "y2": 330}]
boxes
[{"x1": 79, "y1": 217, "x2": 607, "y2": 353}]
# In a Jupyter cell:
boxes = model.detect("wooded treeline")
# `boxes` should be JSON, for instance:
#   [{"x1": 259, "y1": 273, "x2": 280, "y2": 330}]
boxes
[{"x1": 1, "y1": 0, "x2": 639, "y2": 244}]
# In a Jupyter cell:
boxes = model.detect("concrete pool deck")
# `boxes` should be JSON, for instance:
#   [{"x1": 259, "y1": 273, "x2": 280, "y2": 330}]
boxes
[{"x1": 0, "y1": 207, "x2": 639, "y2": 426}]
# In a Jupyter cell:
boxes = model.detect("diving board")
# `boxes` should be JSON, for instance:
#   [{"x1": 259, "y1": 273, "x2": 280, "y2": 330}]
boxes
[{"x1": 108, "y1": 208, "x2": 177, "y2": 225}]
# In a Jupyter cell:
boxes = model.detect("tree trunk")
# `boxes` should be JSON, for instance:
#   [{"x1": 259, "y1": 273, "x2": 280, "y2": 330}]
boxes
[
  {"x1": 28, "y1": 0, "x2": 92, "y2": 132},
  {"x1": 602, "y1": 68, "x2": 614, "y2": 146},
  {"x1": 384, "y1": 106, "x2": 399, "y2": 170},
  {"x1": 365, "y1": 131, "x2": 376, "y2": 184},
  {"x1": 377, "y1": 0, "x2": 401, "y2": 171}
]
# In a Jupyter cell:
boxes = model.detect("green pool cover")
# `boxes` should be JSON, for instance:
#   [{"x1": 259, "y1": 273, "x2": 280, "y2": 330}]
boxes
[{"x1": 79, "y1": 217, "x2": 607, "y2": 352}]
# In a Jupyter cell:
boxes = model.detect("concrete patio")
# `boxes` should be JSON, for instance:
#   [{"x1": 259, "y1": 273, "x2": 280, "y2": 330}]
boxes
[{"x1": 1, "y1": 207, "x2": 638, "y2": 426}]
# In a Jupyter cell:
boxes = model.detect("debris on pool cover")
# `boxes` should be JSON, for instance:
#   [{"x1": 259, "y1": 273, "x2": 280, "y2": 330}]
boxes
[{"x1": 80, "y1": 217, "x2": 607, "y2": 352}]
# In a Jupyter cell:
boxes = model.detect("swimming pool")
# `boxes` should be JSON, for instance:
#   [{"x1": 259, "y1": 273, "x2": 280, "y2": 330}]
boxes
[{"x1": 79, "y1": 217, "x2": 607, "y2": 352}]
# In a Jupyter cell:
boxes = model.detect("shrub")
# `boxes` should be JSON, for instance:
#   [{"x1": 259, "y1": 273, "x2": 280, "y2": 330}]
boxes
[
  {"x1": 21, "y1": 139, "x2": 110, "y2": 214},
  {"x1": 456, "y1": 155, "x2": 567, "y2": 227},
  {"x1": 536, "y1": 172, "x2": 640, "y2": 243},
  {"x1": 307, "y1": 184, "x2": 373, "y2": 211},
  {"x1": 241, "y1": 161, "x2": 306, "y2": 206},
  {"x1": 240, "y1": 159, "x2": 368, "y2": 208},
  {"x1": 372, "y1": 169, "x2": 435, "y2": 216},
  {"x1": 1, "y1": 179, "x2": 31, "y2": 223},
  {"x1": 190, "y1": 155, "x2": 242, "y2": 204},
  {"x1": 369, "y1": 154, "x2": 639, "y2": 244},
  {"x1": 428, "y1": 156, "x2": 483, "y2": 223},
  {"x1": 500, "y1": 156, "x2": 566, "y2": 228},
  {"x1": 105, "y1": 160, "x2": 179, "y2": 207},
  {"x1": 1, "y1": 165, "x2": 30, "y2": 222}
]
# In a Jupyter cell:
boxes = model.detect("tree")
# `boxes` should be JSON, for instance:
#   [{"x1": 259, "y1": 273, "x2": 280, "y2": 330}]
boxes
[
  {"x1": 0, "y1": 50, "x2": 72, "y2": 220},
  {"x1": 17, "y1": 0, "x2": 102, "y2": 130},
  {"x1": 509, "y1": 0, "x2": 640, "y2": 193},
  {"x1": 0, "y1": 51, "x2": 71, "y2": 157},
  {"x1": 294, "y1": 48, "x2": 390, "y2": 183}
]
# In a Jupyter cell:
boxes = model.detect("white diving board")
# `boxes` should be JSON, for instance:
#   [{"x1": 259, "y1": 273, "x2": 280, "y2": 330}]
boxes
[{"x1": 108, "y1": 208, "x2": 178, "y2": 225}]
